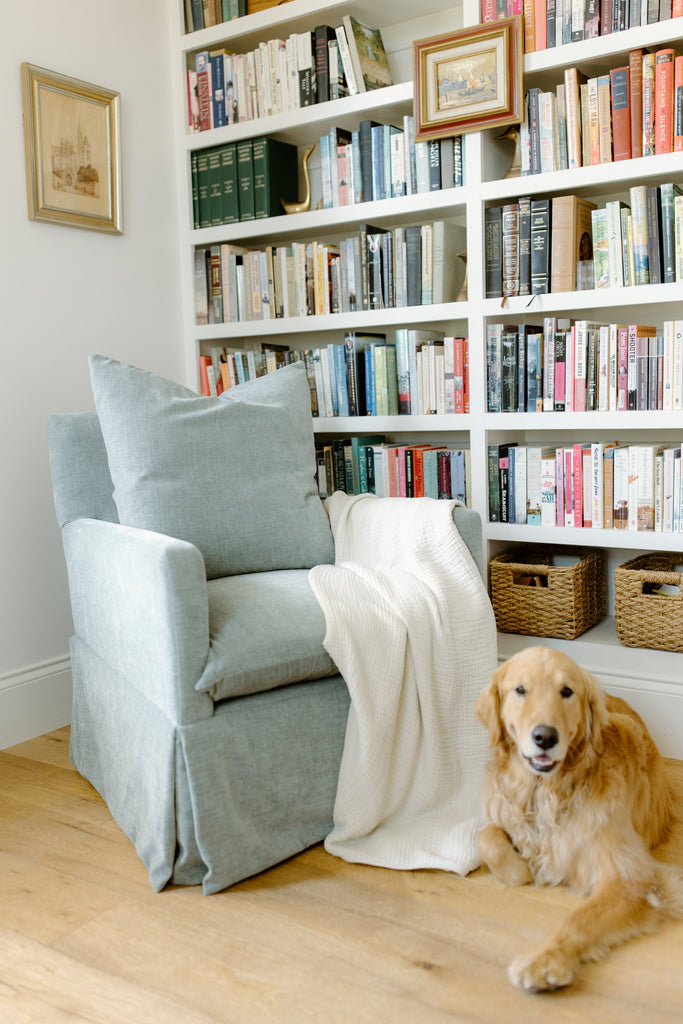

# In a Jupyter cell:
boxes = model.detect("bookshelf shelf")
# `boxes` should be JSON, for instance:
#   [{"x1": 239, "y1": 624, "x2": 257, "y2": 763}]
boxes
[
  {"x1": 482, "y1": 150, "x2": 683, "y2": 196},
  {"x1": 195, "y1": 301, "x2": 468, "y2": 339},
  {"x1": 485, "y1": 411, "x2": 683, "y2": 431},
  {"x1": 313, "y1": 413, "x2": 472, "y2": 434},
  {"x1": 483, "y1": 282, "x2": 683, "y2": 319},
  {"x1": 184, "y1": 81, "x2": 414, "y2": 148},
  {"x1": 191, "y1": 186, "x2": 467, "y2": 247},
  {"x1": 523, "y1": 16, "x2": 683, "y2": 77},
  {"x1": 487, "y1": 522, "x2": 683, "y2": 551},
  {"x1": 172, "y1": 1, "x2": 683, "y2": 746}
]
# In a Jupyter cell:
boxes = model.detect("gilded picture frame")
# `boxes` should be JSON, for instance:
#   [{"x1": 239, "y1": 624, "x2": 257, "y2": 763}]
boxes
[
  {"x1": 22, "y1": 63, "x2": 122, "y2": 234},
  {"x1": 413, "y1": 16, "x2": 524, "y2": 141}
]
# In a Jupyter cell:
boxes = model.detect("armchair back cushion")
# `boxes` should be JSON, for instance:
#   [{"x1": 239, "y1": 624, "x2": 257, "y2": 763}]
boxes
[{"x1": 88, "y1": 355, "x2": 334, "y2": 579}]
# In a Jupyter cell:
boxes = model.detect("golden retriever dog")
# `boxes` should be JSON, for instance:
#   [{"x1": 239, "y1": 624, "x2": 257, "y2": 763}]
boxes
[{"x1": 475, "y1": 645, "x2": 682, "y2": 992}]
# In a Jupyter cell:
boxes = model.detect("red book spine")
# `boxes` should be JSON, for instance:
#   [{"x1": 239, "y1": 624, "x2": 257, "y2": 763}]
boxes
[
  {"x1": 196, "y1": 69, "x2": 213, "y2": 132},
  {"x1": 655, "y1": 49, "x2": 678, "y2": 155},
  {"x1": 629, "y1": 48, "x2": 644, "y2": 160},
  {"x1": 534, "y1": 0, "x2": 546, "y2": 50},
  {"x1": 198, "y1": 355, "x2": 212, "y2": 397},
  {"x1": 673, "y1": 0, "x2": 683, "y2": 13},
  {"x1": 481, "y1": 0, "x2": 498, "y2": 20},
  {"x1": 674, "y1": 55, "x2": 683, "y2": 152},
  {"x1": 463, "y1": 339, "x2": 470, "y2": 414},
  {"x1": 610, "y1": 66, "x2": 631, "y2": 161}
]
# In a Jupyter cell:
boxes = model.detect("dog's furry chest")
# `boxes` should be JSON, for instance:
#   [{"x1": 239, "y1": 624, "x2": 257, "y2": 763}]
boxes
[{"x1": 488, "y1": 776, "x2": 588, "y2": 887}]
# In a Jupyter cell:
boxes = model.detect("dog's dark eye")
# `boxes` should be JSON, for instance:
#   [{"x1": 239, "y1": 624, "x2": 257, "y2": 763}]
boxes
[
  {"x1": 515, "y1": 685, "x2": 526, "y2": 696},
  {"x1": 560, "y1": 686, "x2": 574, "y2": 699}
]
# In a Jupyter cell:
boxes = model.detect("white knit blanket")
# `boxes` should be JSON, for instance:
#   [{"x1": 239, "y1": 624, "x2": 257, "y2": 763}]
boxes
[{"x1": 309, "y1": 491, "x2": 497, "y2": 876}]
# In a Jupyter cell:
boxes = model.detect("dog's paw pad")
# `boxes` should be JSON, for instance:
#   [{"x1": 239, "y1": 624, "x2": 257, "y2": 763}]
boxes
[{"x1": 508, "y1": 951, "x2": 575, "y2": 993}]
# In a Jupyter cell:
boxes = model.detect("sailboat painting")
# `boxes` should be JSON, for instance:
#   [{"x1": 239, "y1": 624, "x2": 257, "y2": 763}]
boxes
[
  {"x1": 437, "y1": 50, "x2": 497, "y2": 111},
  {"x1": 413, "y1": 16, "x2": 524, "y2": 141}
]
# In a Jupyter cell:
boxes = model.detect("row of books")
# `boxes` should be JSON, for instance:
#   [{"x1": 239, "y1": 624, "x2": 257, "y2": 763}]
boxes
[
  {"x1": 185, "y1": 0, "x2": 246, "y2": 32},
  {"x1": 194, "y1": 220, "x2": 464, "y2": 324},
  {"x1": 191, "y1": 136, "x2": 298, "y2": 228},
  {"x1": 489, "y1": 441, "x2": 683, "y2": 536},
  {"x1": 316, "y1": 438, "x2": 472, "y2": 503},
  {"x1": 522, "y1": 49, "x2": 683, "y2": 178},
  {"x1": 481, "y1": 0, "x2": 682, "y2": 53},
  {"x1": 487, "y1": 319, "x2": 683, "y2": 414},
  {"x1": 592, "y1": 183, "x2": 682, "y2": 288},
  {"x1": 199, "y1": 332, "x2": 471, "y2": 417},
  {"x1": 187, "y1": 15, "x2": 391, "y2": 132},
  {"x1": 319, "y1": 118, "x2": 464, "y2": 209},
  {"x1": 485, "y1": 183, "x2": 682, "y2": 299}
]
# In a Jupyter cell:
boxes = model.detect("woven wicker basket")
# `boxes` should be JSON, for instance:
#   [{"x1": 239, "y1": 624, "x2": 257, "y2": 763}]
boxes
[
  {"x1": 490, "y1": 546, "x2": 606, "y2": 640},
  {"x1": 614, "y1": 553, "x2": 683, "y2": 652}
]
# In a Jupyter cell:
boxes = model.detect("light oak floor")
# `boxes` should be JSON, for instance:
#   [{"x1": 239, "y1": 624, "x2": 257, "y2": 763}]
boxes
[{"x1": 1, "y1": 728, "x2": 682, "y2": 1023}]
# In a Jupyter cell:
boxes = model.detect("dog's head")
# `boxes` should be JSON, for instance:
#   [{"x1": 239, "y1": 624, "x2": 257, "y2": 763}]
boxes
[{"x1": 475, "y1": 647, "x2": 608, "y2": 776}]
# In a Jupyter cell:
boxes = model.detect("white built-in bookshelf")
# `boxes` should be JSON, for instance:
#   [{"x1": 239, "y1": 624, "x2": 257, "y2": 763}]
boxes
[{"x1": 172, "y1": 1, "x2": 683, "y2": 754}]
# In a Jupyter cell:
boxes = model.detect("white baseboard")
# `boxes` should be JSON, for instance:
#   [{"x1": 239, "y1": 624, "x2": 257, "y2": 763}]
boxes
[{"x1": 0, "y1": 657, "x2": 72, "y2": 750}]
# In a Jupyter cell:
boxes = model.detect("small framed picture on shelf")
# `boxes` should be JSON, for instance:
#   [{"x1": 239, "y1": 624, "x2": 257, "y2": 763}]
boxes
[
  {"x1": 21, "y1": 63, "x2": 122, "y2": 234},
  {"x1": 413, "y1": 16, "x2": 524, "y2": 141}
]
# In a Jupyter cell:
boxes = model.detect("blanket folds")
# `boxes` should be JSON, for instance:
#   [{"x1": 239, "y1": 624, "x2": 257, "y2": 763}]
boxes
[{"x1": 309, "y1": 491, "x2": 497, "y2": 876}]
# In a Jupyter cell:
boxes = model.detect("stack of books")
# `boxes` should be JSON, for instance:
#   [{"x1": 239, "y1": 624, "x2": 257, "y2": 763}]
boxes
[
  {"x1": 199, "y1": 333, "x2": 470, "y2": 417},
  {"x1": 488, "y1": 440, "x2": 683, "y2": 535},
  {"x1": 487, "y1": 318, "x2": 683, "y2": 414},
  {"x1": 481, "y1": 0, "x2": 683, "y2": 53},
  {"x1": 485, "y1": 184, "x2": 683, "y2": 299},
  {"x1": 187, "y1": 15, "x2": 392, "y2": 131},
  {"x1": 195, "y1": 220, "x2": 465, "y2": 323},
  {"x1": 520, "y1": 50, "x2": 683, "y2": 177}
]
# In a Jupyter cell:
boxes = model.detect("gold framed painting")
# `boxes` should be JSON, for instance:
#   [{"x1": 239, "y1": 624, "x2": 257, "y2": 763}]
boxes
[
  {"x1": 413, "y1": 16, "x2": 524, "y2": 141},
  {"x1": 22, "y1": 63, "x2": 122, "y2": 234}
]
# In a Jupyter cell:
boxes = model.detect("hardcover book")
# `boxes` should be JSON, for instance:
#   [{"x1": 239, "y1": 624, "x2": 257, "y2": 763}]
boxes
[
  {"x1": 551, "y1": 194, "x2": 596, "y2": 292},
  {"x1": 342, "y1": 15, "x2": 393, "y2": 93}
]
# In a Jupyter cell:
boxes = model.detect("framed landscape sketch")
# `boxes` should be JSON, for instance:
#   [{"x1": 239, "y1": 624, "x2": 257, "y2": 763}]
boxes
[
  {"x1": 413, "y1": 17, "x2": 524, "y2": 141},
  {"x1": 22, "y1": 63, "x2": 122, "y2": 234}
]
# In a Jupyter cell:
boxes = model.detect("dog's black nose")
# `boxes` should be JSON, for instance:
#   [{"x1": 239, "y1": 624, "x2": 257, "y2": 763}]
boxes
[{"x1": 532, "y1": 725, "x2": 559, "y2": 750}]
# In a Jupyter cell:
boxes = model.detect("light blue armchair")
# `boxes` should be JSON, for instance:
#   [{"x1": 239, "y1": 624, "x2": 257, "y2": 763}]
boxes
[{"x1": 48, "y1": 356, "x2": 484, "y2": 894}]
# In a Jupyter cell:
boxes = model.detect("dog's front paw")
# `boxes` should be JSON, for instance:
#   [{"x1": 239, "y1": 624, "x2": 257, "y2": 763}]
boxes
[
  {"x1": 495, "y1": 857, "x2": 533, "y2": 887},
  {"x1": 508, "y1": 949, "x2": 576, "y2": 993}
]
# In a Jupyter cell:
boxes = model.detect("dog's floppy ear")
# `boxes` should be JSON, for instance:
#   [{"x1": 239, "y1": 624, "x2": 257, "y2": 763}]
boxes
[
  {"x1": 581, "y1": 666, "x2": 608, "y2": 751},
  {"x1": 475, "y1": 663, "x2": 506, "y2": 747}
]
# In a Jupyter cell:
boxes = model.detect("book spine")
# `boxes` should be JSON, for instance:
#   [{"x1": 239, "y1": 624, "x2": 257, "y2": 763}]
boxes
[
  {"x1": 485, "y1": 206, "x2": 503, "y2": 298},
  {"x1": 502, "y1": 203, "x2": 520, "y2": 297},
  {"x1": 642, "y1": 52, "x2": 656, "y2": 157},
  {"x1": 675, "y1": 55, "x2": 683, "y2": 152},
  {"x1": 655, "y1": 49, "x2": 676, "y2": 155},
  {"x1": 629, "y1": 49, "x2": 644, "y2": 159},
  {"x1": 530, "y1": 199, "x2": 551, "y2": 294},
  {"x1": 610, "y1": 66, "x2": 631, "y2": 160},
  {"x1": 629, "y1": 185, "x2": 649, "y2": 285},
  {"x1": 564, "y1": 68, "x2": 584, "y2": 168}
]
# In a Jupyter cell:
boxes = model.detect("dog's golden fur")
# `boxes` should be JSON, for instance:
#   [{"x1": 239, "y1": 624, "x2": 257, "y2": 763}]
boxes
[{"x1": 476, "y1": 645, "x2": 682, "y2": 992}]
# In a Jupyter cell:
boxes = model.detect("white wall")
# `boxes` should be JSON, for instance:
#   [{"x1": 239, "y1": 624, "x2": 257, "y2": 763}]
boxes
[{"x1": 0, "y1": 0, "x2": 186, "y2": 746}]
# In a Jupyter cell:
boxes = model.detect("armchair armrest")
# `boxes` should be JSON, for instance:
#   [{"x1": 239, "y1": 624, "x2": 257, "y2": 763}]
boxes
[{"x1": 62, "y1": 518, "x2": 214, "y2": 724}]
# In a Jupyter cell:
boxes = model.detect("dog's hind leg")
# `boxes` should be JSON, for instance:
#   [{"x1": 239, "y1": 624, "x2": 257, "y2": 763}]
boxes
[
  {"x1": 478, "y1": 824, "x2": 533, "y2": 886},
  {"x1": 508, "y1": 873, "x2": 669, "y2": 992}
]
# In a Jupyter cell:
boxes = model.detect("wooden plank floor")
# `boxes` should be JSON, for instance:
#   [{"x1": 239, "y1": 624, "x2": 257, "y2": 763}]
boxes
[{"x1": 1, "y1": 728, "x2": 682, "y2": 1023}]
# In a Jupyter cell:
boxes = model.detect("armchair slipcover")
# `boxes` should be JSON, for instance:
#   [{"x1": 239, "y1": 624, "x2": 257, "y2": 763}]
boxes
[{"x1": 48, "y1": 358, "x2": 484, "y2": 894}]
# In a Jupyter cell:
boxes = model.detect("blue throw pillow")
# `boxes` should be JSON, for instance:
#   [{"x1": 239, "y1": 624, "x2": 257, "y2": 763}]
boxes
[{"x1": 89, "y1": 354, "x2": 334, "y2": 578}]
